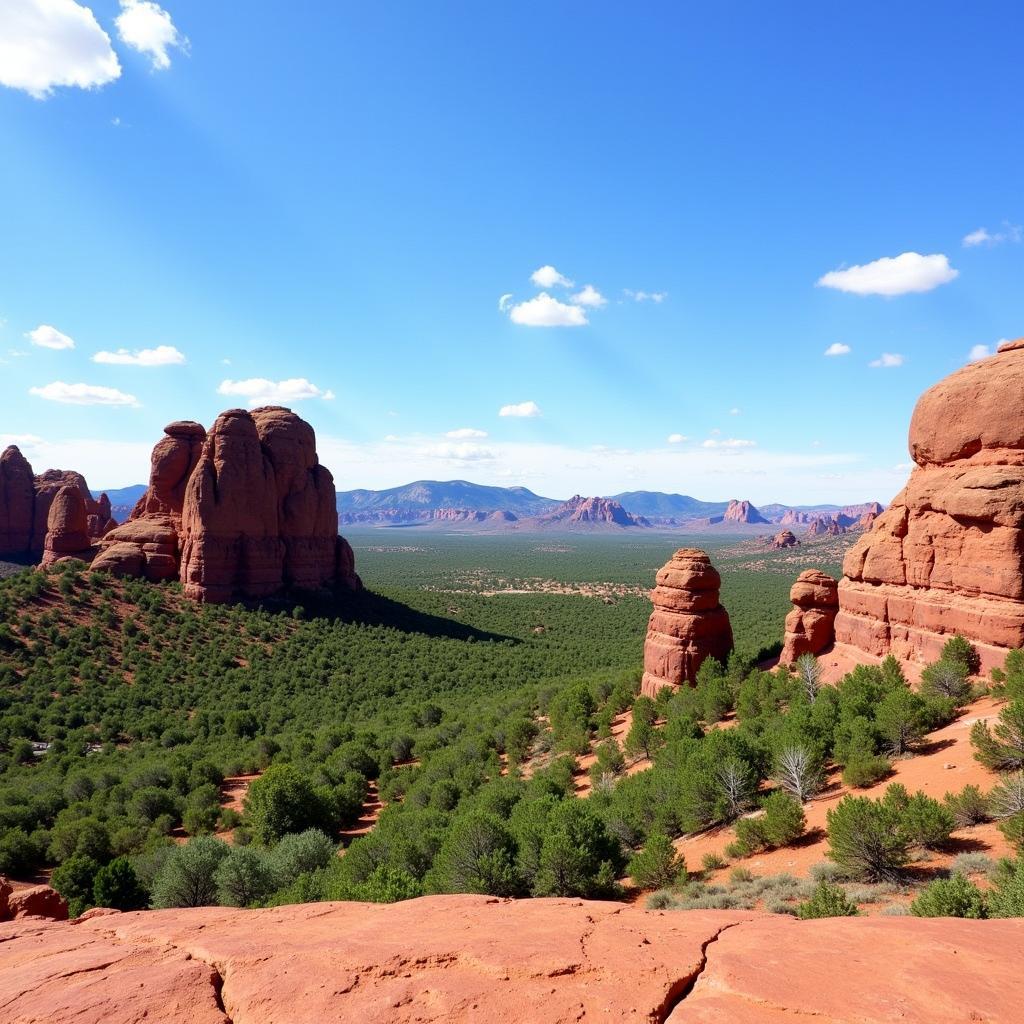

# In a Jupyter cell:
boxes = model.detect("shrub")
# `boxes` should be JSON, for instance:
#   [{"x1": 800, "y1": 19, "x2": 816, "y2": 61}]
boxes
[
  {"x1": 826, "y1": 795, "x2": 909, "y2": 881},
  {"x1": 987, "y1": 857, "x2": 1024, "y2": 917},
  {"x1": 796, "y1": 881, "x2": 858, "y2": 919},
  {"x1": 51, "y1": 854, "x2": 101, "y2": 917},
  {"x1": 971, "y1": 702, "x2": 1024, "y2": 772},
  {"x1": 943, "y1": 785, "x2": 990, "y2": 827},
  {"x1": 941, "y1": 635, "x2": 981, "y2": 676},
  {"x1": 533, "y1": 800, "x2": 624, "y2": 898},
  {"x1": 151, "y1": 835, "x2": 229, "y2": 908},
  {"x1": 841, "y1": 754, "x2": 892, "y2": 789},
  {"x1": 921, "y1": 659, "x2": 972, "y2": 706},
  {"x1": 874, "y1": 686, "x2": 929, "y2": 755},
  {"x1": 896, "y1": 791, "x2": 955, "y2": 850},
  {"x1": 998, "y1": 813, "x2": 1024, "y2": 851},
  {"x1": 701, "y1": 852, "x2": 727, "y2": 872},
  {"x1": 628, "y1": 832, "x2": 686, "y2": 890},
  {"x1": 760, "y1": 791, "x2": 807, "y2": 847},
  {"x1": 268, "y1": 829, "x2": 336, "y2": 886},
  {"x1": 794, "y1": 654, "x2": 822, "y2": 704},
  {"x1": 214, "y1": 847, "x2": 278, "y2": 907},
  {"x1": 243, "y1": 764, "x2": 333, "y2": 844},
  {"x1": 910, "y1": 874, "x2": 986, "y2": 918},
  {"x1": 646, "y1": 889, "x2": 676, "y2": 910},
  {"x1": 950, "y1": 852, "x2": 995, "y2": 877},
  {"x1": 428, "y1": 812, "x2": 520, "y2": 897},
  {"x1": 773, "y1": 744, "x2": 824, "y2": 803},
  {"x1": 92, "y1": 856, "x2": 149, "y2": 911},
  {"x1": 988, "y1": 772, "x2": 1024, "y2": 819}
]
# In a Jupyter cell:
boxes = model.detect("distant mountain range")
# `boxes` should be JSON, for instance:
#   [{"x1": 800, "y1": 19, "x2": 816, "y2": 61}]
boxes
[{"x1": 97, "y1": 479, "x2": 883, "y2": 534}]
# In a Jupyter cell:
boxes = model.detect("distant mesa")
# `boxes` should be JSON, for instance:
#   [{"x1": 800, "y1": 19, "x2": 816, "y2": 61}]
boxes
[
  {"x1": 722, "y1": 498, "x2": 768, "y2": 524},
  {"x1": 781, "y1": 569, "x2": 839, "y2": 664},
  {"x1": 0, "y1": 449, "x2": 114, "y2": 561},
  {"x1": 530, "y1": 495, "x2": 649, "y2": 530},
  {"x1": 770, "y1": 529, "x2": 799, "y2": 550},
  {"x1": 831, "y1": 336, "x2": 1024, "y2": 671},
  {"x1": 805, "y1": 515, "x2": 847, "y2": 537},
  {"x1": 641, "y1": 548, "x2": 733, "y2": 696}
]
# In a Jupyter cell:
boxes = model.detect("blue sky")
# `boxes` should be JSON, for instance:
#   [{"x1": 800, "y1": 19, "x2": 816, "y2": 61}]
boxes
[{"x1": 1, "y1": 1, "x2": 1022, "y2": 503}]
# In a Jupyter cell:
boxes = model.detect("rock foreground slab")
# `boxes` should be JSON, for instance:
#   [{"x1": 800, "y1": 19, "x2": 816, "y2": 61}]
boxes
[{"x1": 1, "y1": 895, "x2": 1020, "y2": 1023}]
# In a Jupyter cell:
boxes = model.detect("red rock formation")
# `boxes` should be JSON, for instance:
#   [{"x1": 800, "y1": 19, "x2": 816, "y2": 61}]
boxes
[
  {"x1": 770, "y1": 529, "x2": 799, "y2": 549},
  {"x1": 39, "y1": 485, "x2": 95, "y2": 566},
  {"x1": 806, "y1": 515, "x2": 846, "y2": 537},
  {"x1": 723, "y1": 499, "x2": 768, "y2": 524},
  {"x1": 780, "y1": 509, "x2": 813, "y2": 525},
  {"x1": 536, "y1": 495, "x2": 649, "y2": 528},
  {"x1": 781, "y1": 569, "x2": 839, "y2": 663},
  {"x1": 3, "y1": 883, "x2": 68, "y2": 921},
  {"x1": 92, "y1": 517, "x2": 180, "y2": 581},
  {"x1": 130, "y1": 420, "x2": 206, "y2": 526},
  {"x1": 835, "y1": 337, "x2": 1024, "y2": 672},
  {"x1": 856, "y1": 510, "x2": 878, "y2": 531},
  {"x1": 0, "y1": 446, "x2": 35, "y2": 556},
  {"x1": 0, "y1": 897, "x2": 1018, "y2": 1024},
  {"x1": 641, "y1": 548, "x2": 733, "y2": 696}
]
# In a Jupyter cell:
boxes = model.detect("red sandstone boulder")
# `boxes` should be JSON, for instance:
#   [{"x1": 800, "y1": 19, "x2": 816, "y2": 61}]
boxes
[
  {"x1": 130, "y1": 420, "x2": 207, "y2": 526},
  {"x1": 6, "y1": 884, "x2": 68, "y2": 921},
  {"x1": 836, "y1": 337, "x2": 1024, "y2": 672},
  {"x1": 0, "y1": 446, "x2": 35, "y2": 557},
  {"x1": 781, "y1": 569, "x2": 839, "y2": 663},
  {"x1": 642, "y1": 548, "x2": 733, "y2": 696},
  {"x1": 770, "y1": 529, "x2": 799, "y2": 550},
  {"x1": 0, "y1": 875, "x2": 11, "y2": 919},
  {"x1": 92, "y1": 516, "x2": 180, "y2": 581},
  {"x1": 40, "y1": 484, "x2": 95, "y2": 567}
]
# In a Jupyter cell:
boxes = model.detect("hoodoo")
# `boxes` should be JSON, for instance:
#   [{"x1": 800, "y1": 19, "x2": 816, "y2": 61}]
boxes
[
  {"x1": 641, "y1": 548, "x2": 733, "y2": 696},
  {"x1": 781, "y1": 569, "x2": 839, "y2": 663},
  {"x1": 835, "y1": 337, "x2": 1024, "y2": 671}
]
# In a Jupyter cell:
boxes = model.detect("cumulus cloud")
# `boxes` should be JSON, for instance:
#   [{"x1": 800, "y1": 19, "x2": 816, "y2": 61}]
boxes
[
  {"x1": 570, "y1": 284, "x2": 607, "y2": 308},
  {"x1": 817, "y1": 252, "x2": 958, "y2": 296},
  {"x1": 509, "y1": 292, "x2": 588, "y2": 327},
  {"x1": 217, "y1": 377, "x2": 335, "y2": 406},
  {"x1": 666, "y1": 433, "x2": 687, "y2": 444},
  {"x1": 499, "y1": 400, "x2": 541, "y2": 418},
  {"x1": 29, "y1": 381, "x2": 139, "y2": 406},
  {"x1": 729, "y1": 407, "x2": 741, "y2": 416},
  {"x1": 0, "y1": 0, "x2": 121, "y2": 99},
  {"x1": 445, "y1": 427, "x2": 488, "y2": 439},
  {"x1": 530, "y1": 265, "x2": 573, "y2": 289},
  {"x1": 498, "y1": 293, "x2": 513, "y2": 312},
  {"x1": 824, "y1": 342, "x2": 851, "y2": 356},
  {"x1": 624, "y1": 289, "x2": 667, "y2": 303},
  {"x1": 968, "y1": 343, "x2": 993, "y2": 362},
  {"x1": 27, "y1": 324, "x2": 75, "y2": 350},
  {"x1": 92, "y1": 344, "x2": 185, "y2": 366},
  {"x1": 702, "y1": 438, "x2": 756, "y2": 449},
  {"x1": 869, "y1": 353, "x2": 905, "y2": 368},
  {"x1": 115, "y1": 0, "x2": 187, "y2": 70},
  {"x1": 420, "y1": 443, "x2": 495, "y2": 462},
  {"x1": 963, "y1": 223, "x2": 1022, "y2": 248}
]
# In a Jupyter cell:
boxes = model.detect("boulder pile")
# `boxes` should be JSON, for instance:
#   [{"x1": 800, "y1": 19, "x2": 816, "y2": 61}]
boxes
[
  {"x1": 835, "y1": 337, "x2": 1024, "y2": 671},
  {"x1": 641, "y1": 548, "x2": 733, "y2": 696}
]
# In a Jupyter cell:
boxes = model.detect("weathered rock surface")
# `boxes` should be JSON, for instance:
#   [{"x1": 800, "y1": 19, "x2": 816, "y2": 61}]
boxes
[
  {"x1": 770, "y1": 529, "x2": 799, "y2": 550},
  {"x1": 535, "y1": 495, "x2": 650, "y2": 528},
  {"x1": 130, "y1": 420, "x2": 206, "y2": 525},
  {"x1": 722, "y1": 499, "x2": 767, "y2": 524},
  {"x1": 2, "y1": 883, "x2": 68, "y2": 922},
  {"x1": 836, "y1": 337, "x2": 1024, "y2": 672},
  {"x1": 0, "y1": 897, "x2": 1019, "y2": 1024},
  {"x1": 806, "y1": 515, "x2": 846, "y2": 537},
  {"x1": 781, "y1": 569, "x2": 839, "y2": 663},
  {"x1": 92, "y1": 516, "x2": 180, "y2": 581},
  {"x1": 0, "y1": 446, "x2": 35, "y2": 556},
  {"x1": 39, "y1": 485, "x2": 95, "y2": 567},
  {"x1": 642, "y1": 548, "x2": 733, "y2": 696}
]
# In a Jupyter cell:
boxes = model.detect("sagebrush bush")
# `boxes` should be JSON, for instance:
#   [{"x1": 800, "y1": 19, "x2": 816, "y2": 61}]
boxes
[
  {"x1": 796, "y1": 881, "x2": 859, "y2": 919},
  {"x1": 910, "y1": 873, "x2": 986, "y2": 918}
]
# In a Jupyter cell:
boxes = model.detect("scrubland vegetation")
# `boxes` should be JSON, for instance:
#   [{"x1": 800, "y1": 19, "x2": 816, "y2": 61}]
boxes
[{"x1": 1, "y1": 535, "x2": 1023, "y2": 919}]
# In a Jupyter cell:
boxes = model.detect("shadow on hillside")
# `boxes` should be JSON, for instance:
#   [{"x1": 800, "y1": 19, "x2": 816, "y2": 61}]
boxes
[{"x1": 274, "y1": 587, "x2": 519, "y2": 644}]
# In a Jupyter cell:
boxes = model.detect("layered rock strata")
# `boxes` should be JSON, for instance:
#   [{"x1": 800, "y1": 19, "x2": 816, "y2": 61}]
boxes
[
  {"x1": 641, "y1": 548, "x2": 733, "y2": 696},
  {"x1": 835, "y1": 338, "x2": 1024, "y2": 672},
  {"x1": 781, "y1": 569, "x2": 839, "y2": 663}
]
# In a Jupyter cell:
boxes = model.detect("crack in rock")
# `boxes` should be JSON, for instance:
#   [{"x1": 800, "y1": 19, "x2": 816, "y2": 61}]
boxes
[{"x1": 649, "y1": 921, "x2": 743, "y2": 1023}]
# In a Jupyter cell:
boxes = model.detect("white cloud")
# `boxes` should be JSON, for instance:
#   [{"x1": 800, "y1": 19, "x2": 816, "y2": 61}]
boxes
[
  {"x1": 508, "y1": 292, "x2": 588, "y2": 327},
  {"x1": 824, "y1": 342, "x2": 851, "y2": 356},
  {"x1": 624, "y1": 289, "x2": 667, "y2": 303},
  {"x1": 666, "y1": 433, "x2": 687, "y2": 444},
  {"x1": 968, "y1": 343, "x2": 992, "y2": 362},
  {"x1": 869, "y1": 352, "x2": 905, "y2": 368},
  {"x1": 29, "y1": 381, "x2": 139, "y2": 406},
  {"x1": 217, "y1": 377, "x2": 335, "y2": 406},
  {"x1": 92, "y1": 344, "x2": 185, "y2": 366},
  {"x1": 817, "y1": 252, "x2": 958, "y2": 296},
  {"x1": 728, "y1": 407, "x2": 741, "y2": 416},
  {"x1": 115, "y1": 0, "x2": 187, "y2": 70},
  {"x1": 530, "y1": 265, "x2": 573, "y2": 289},
  {"x1": 445, "y1": 427, "x2": 488, "y2": 439},
  {"x1": 570, "y1": 284, "x2": 607, "y2": 308},
  {"x1": 963, "y1": 223, "x2": 1022, "y2": 248},
  {"x1": 702, "y1": 438, "x2": 756, "y2": 449},
  {"x1": 0, "y1": 0, "x2": 121, "y2": 99},
  {"x1": 498, "y1": 293, "x2": 513, "y2": 312},
  {"x1": 499, "y1": 400, "x2": 541, "y2": 418},
  {"x1": 420, "y1": 442, "x2": 495, "y2": 462},
  {"x1": 27, "y1": 324, "x2": 75, "y2": 350}
]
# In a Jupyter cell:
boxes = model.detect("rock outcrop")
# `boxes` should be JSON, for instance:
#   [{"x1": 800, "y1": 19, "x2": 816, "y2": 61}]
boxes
[
  {"x1": 806, "y1": 515, "x2": 846, "y2": 537},
  {"x1": 534, "y1": 495, "x2": 650, "y2": 528},
  {"x1": 0, "y1": 447, "x2": 35, "y2": 556},
  {"x1": 770, "y1": 529, "x2": 799, "y2": 550},
  {"x1": 0, "y1": 881, "x2": 67, "y2": 922},
  {"x1": 781, "y1": 569, "x2": 839, "y2": 663},
  {"x1": 0, "y1": 896, "x2": 1019, "y2": 1024},
  {"x1": 723, "y1": 499, "x2": 768, "y2": 524},
  {"x1": 835, "y1": 338, "x2": 1024, "y2": 672},
  {"x1": 39, "y1": 485, "x2": 95, "y2": 567},
  {"x1": 641, "y1": 548, "x2": 733, "y2": 696},
  {"x1": 129, "y1": 420, "x2": 206, "y2": 525}
]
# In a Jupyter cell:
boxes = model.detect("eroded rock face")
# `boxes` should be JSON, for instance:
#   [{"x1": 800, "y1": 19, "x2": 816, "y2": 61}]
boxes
[
  {"x1": 835, "y1": 338, "x2": 1024, "y2": 672},
  {"x1": 130, "y1": 420, "x2": 207, "y2": 526},
  {"x1": 781, "y1": 569, "x2": 839, "y2": 663},
  {"x1": 0, "y1": 897, "x2": 1018, "y2": 1024},
  {"x1": 723, "y1": 499, "x2": 767, "y2": 524},
  {"x1": 92, "y1": 517, "x2": 180, "y2": 581},
  {"x1": 641, "y1": 548, "x2": 733, "y2": 696},
  {"x1": 3, "y1": 884, "x2": 68, "y2": 921},
  {"x1": 40, "y1": 485, "x2": 95, "y2": 567},
  {"x1": 771, "y1": 529, "x2": 799, "y2": 550},
  {"x1": 0, "y1": 446, "x2": 35, "y2": 556}
]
